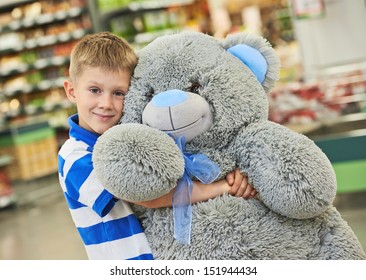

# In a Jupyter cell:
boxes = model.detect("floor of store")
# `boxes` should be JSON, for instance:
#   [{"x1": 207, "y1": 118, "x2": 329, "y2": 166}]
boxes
[{"x1": 0, "y1": 173, "x2": 365, "y2": 260}]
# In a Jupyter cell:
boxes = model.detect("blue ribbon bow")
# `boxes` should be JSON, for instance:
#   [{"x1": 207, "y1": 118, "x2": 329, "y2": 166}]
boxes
[{"x1": 172, "y1": 136, "x2": 221, "y2": 244}]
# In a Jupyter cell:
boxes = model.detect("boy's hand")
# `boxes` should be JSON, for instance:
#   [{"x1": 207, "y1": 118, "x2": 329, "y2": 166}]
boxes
[{"x1": 226, "y1": 168, "x2": 257, "y2": 199}]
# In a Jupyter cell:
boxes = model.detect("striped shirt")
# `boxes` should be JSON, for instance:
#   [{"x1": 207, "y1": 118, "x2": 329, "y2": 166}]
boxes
[{"x1": 58, "y1": 114, "x2": 153, "y2": 260}]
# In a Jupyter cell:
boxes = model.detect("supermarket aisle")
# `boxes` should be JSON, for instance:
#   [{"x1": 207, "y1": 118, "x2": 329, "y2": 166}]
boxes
[
  {"x1": 0, "y1": 173, "x2": 365, "y2": 260},
  {"x1": 0, "y1": 174, "x2": 87, "y2": 260}
]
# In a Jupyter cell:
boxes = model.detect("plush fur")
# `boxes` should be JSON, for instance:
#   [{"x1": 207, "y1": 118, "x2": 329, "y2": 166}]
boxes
[{"x1": 93, "y1": 31, "x2": 366, "y2": 259}]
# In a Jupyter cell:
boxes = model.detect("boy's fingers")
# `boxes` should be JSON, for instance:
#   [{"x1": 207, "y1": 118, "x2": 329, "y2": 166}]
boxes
[
  {"x1": 235, "y1": 179, "x2": 247, "y2": 197},
  {"x1": 226, "y1": 171, "x2": 234, "y2": 185},
  {"x1": 242, "y1": 184, "x2": 253, "y2": 198},
  {"x1": 228, "y1": 169, "x2": 254, "y2": 198},
  {"x1": 229, "y1": 182, "x2": 240, "y2": 195},
  {"x1": 228, "y1": 169, "x2": 241, "y2": 194},
  {"x1": 234, "y1": 168, "x2": 242, "y2": 180},
  {"x1": 251, "y1": 188, "x2": 257, "y2": 196},
  {"x1": 248, "y1": 186, "x2": 257, "y2": 198},
  {"x1": 236, "y1": 174, "x2": 249, "y2": 193}
]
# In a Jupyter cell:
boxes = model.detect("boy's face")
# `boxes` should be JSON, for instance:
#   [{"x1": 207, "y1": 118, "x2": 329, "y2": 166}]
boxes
[{"x1": 64, "y1": 67, "x2": 130, "y2": 135}]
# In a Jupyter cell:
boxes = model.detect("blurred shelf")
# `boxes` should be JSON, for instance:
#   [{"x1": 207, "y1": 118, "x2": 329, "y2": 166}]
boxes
[
  {"x1": 100, "y1": 0, "x2": 194, "y2": 19},
  {"x1": 0, "y1": 56, "x2": 69, "y2": 77},
  {"x1": 0, "y1": 7, "x2": 87, "y2": 33},
  {"x1": 2, "y1": 77, "x2": 65, "y2": 97},
  {"x1": 0, "y1": 28, "x2": 91, "y2": 55},
  {"x1": 286, "y1": 112, "x2": 366, "y2": 137}
]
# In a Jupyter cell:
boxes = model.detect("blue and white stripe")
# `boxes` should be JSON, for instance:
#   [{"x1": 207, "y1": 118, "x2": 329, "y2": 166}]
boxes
[{"x1": 58, "y1": 114, "x2": 153, "y2": 260}]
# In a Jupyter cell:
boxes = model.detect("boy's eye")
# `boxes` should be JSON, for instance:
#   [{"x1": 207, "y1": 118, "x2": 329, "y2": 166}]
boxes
[
  {"x1": 114, "y1": 91, "x2": 126, "y2": 97},
  {"x1": 90, "y1": 88, "x2": 100, "y2": 94}
]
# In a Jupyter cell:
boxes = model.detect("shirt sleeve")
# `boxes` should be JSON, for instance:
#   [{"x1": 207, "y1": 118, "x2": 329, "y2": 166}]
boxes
[{"x1": 64, "y1": 150, "x2": 115, "y2": 217}]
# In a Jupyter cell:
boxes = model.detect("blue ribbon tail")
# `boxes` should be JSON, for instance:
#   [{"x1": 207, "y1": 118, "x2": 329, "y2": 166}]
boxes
[
  {"x1": 171, "y1": 135, "x2": 221, "y2": 245},
  {"x1": 173, "y1": 173, "x2": 193, "y2": 245}
]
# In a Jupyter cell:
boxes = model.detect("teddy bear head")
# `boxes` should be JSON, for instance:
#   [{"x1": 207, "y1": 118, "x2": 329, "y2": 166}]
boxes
[
  {"x1": 123, "y1": 31, "x2": 280, "y2": 148},
  {"x1": 93, "y1": 31, "x2": 281, "y2": 203}
]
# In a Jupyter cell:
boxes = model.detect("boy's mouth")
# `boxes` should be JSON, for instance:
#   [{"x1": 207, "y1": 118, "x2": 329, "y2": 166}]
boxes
[{"x1": 94, "y1": 112, "x2": 115, "y2": 120}]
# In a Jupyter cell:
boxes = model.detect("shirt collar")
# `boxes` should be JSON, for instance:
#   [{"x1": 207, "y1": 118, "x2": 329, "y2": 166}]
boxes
[{"x1": 68, "y1": 114, "x2": 99, "y2": 148}]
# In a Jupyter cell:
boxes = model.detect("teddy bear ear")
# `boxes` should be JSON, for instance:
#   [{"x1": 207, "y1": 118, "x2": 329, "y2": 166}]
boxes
[{"x1": 221, "y1": 32, "x2": 281, "y2": 94}]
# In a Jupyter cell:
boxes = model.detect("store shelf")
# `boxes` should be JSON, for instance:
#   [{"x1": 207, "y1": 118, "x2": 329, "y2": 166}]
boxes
[
  {"x1": 0, "y1": 56, "x2": 70, "y2": 77},
  {"x1": 0, "y1": 121, "x2": 59, "y2": 181},
  {"x1": 323, "y1": 93, "x2": 366, "y2": 105},
  {"x1": 0, "y1": 28, "x2": 90, "y2": 55},
  {"x1": 305, "y1": 112, "x2": 366, "y2": 138},
  {"x1": 20, "y1": 99, "x2": 73, "y2": 119},
  {"x1": 0, "y1": 0, "x2": 33, "y2": 9},
  {"x1": 100, "y1": 0, "x2": 194, "y2": 19},
  {"x1": 0, "y1": 6, "x2": 87, "y2": 33},
  {"x1": 2, "y1": 77, "x2": 65, "y2": 97},
  {"x1": 270, "y1": 67, "x2": 366, "y2": 126},
  {"x1": 90, "y1": 0, "x2": 205, "y2": 46}
]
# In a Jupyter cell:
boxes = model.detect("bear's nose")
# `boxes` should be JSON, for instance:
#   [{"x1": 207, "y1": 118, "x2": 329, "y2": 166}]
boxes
[{"x1": 152, "y1": 90, "x2": 188, "y2": 107}]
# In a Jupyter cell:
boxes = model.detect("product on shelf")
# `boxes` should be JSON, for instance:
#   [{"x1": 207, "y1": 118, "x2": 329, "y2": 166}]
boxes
[
  {"x1": 269, "y1": 70, "x2": 366, "y2": 128},
  {"x1": 0, "y1": 122, "x2": 58, "y2": 180}
]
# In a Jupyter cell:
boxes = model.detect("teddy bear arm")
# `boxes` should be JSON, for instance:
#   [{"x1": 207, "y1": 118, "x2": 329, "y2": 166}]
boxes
[
  {"x1": 92, "y1": 123, "x2": 185, "y2": 202},
  {"x1": 236, "y1": 121, "x2": 337, "y2": 219}
]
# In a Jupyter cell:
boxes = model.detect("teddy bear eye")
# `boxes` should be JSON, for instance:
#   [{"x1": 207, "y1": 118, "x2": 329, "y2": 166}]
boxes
[
  {"x1": 189, "y1": 83, "x2": 201, "y2": 94},
  {"x1": 146, "y1": 87, "x2": 155, "y2": 101}
]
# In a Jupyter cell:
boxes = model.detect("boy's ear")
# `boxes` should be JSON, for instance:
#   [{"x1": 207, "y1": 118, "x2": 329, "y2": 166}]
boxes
[{"x1": 64, "y1": 80, "x2": 76, "y2": 102}]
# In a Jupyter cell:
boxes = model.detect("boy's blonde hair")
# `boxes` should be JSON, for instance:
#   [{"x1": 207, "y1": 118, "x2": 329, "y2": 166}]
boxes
[{"x1": 69, "y1": 32, "x2": 137, "y2": 83}]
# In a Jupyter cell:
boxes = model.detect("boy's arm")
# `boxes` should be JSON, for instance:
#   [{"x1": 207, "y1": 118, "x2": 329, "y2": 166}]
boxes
[
  {"x1": 129, "y1": 168, "x2": 256, "y2": 208},
  {"x1": 132, "y1": 179, "x2": 231, "y2": 208}
]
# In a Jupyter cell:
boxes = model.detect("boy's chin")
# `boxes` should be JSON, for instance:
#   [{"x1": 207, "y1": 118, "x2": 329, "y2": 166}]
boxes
[{"x1": 94, "y1": 126, "x2": 112, "y2": 135}]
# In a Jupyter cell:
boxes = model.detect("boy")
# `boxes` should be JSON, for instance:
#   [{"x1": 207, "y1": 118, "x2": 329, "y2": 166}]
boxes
[{"x1": 58, "y1": 32, "x2": 256, "y2": 260}]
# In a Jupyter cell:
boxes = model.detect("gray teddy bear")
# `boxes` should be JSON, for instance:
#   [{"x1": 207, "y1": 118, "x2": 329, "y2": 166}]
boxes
[{"x1": 92, "y1": 31, "x2": 366, "y2": 259}]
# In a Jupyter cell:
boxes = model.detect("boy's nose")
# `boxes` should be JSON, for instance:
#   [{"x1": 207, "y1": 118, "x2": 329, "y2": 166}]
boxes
[{"x1": 100, "y1": 94, "x2": 113, "y2": 108}]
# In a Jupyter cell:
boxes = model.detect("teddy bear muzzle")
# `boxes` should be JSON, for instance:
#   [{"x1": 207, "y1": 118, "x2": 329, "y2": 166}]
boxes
[{"x1": 142, "y1": 89, "x2": 213, "y2": 142}]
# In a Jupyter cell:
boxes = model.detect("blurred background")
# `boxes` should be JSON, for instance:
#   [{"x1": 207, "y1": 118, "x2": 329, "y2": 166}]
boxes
[{"x1": 0, "y1": 0, "x2": 365, "y2": 259}]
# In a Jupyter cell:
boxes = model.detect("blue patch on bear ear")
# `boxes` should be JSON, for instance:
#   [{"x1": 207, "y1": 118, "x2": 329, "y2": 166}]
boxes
[{"x1": 228, "y1": 44, "x2": 268, "y2": 83}]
